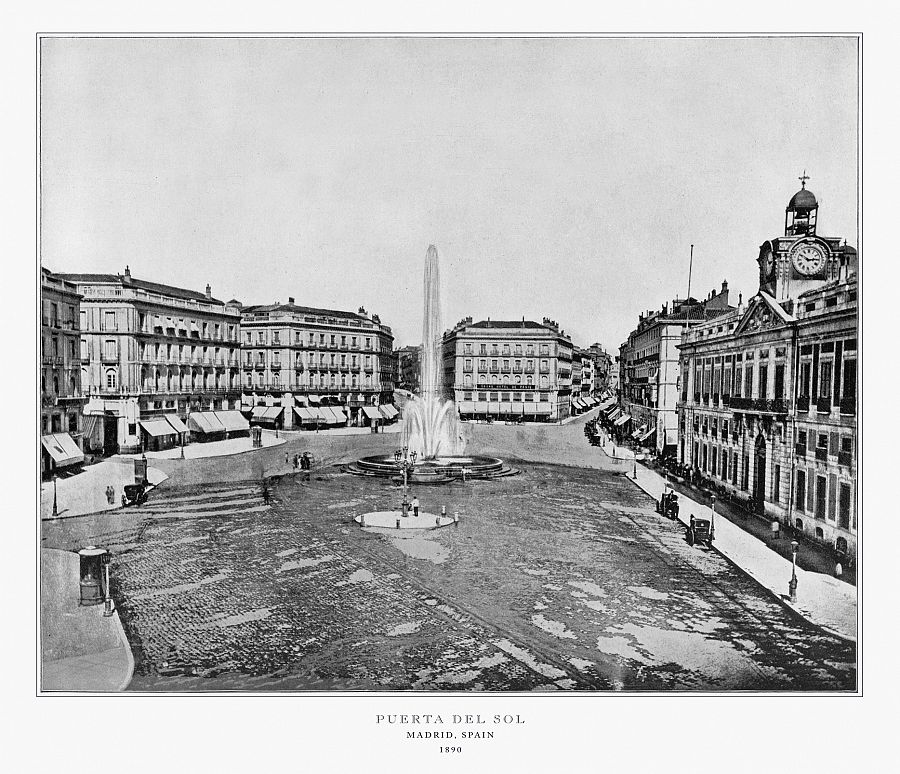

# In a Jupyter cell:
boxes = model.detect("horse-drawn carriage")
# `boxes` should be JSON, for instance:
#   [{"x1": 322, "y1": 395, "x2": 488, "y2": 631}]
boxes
[
  {"x1": 685, "y1": 514, "x2": 714, "y2": 548},
  {"x1": 655, "y1": 488, "x2": 680, "y2": 520}
]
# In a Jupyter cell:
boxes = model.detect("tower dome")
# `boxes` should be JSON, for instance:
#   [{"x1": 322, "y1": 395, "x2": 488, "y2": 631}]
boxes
[{"x1": 785, "y1": 171, "x2": 818, "y2": 236}]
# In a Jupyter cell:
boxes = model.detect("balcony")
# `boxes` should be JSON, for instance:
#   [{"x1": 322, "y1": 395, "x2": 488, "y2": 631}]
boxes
[
  {"x1": 489, "y1": 366, "x2": 500, "y2": 373},
  {"x1": 462, "y1": 364, "x2": 473, "y2": 372},
  {"x1": 294, "y1": 363, "x2": 304, "y2": 372},
  {"x1": 795, "y1": 443, "x2": 807, "y2": 457},
  {"x1": 254, "y1": 362, "x2": 266, "y2": 371},
  {"x1": 815, "y1": 447, "x2": 828, "y2": 462},
  {"x1": 729, "y1": 397, "x2": 788, "y2": 414},
  {"x1": 722, "y1": 394, "x2": 731, "y2": 407},
  {"x1": 271, "y1": 361, "x2": 282, "y2": 370},
  {"x1": 797, "y1": 395, "x2": 810, "y2": 412},
  {"x1": 242, "y1": 361, "x2": 253, "y2": 370},
  {"x1": 816, "y1": 397, "x2": 832, "y2": 414},
  {"x1": 838, "y1": 450, "x2": 853, "y2": 467},
  {"x1": 540, "y1": 367, "x2": 551, "y2": 375},
  {"x1": 500, "y1": 367, "x2": 511, "y2": 374},
  {"x1": 100, "y1": 352, "x2": 119, "y2": 362},
  {"x1": 839, "y1": 397, "x2": 856, "y2": 416},
  {"x1": 512, "y1": 366, "x2": 523, "y2": 374}
]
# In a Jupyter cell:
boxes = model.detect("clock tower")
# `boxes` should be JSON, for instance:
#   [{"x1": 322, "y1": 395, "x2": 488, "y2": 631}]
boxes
[{"x1": 757, "y1": 173, "x2": 855, "y2": 305}]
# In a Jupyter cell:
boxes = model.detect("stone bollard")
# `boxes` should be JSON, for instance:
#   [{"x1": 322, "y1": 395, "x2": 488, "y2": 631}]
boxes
[
  {"x1": 396, "y1": 517, "x2": 401, "y2": 530},
  {"x1": 360, "y1": 514, "x2": 365, "y2": 527},
  {"x1": 454, "y1": 511, "x2": 459, "y2": 527},
  {"x1": 441, "y1": 505, "x2": 446, "y2": 518},
  {"x1": 436, "y1": 515, "x2": 441, "y2": 528}
]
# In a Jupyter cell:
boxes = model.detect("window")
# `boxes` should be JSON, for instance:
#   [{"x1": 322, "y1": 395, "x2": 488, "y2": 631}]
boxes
[
  {"x1": 797, "y1": 430, "x2": 807, "y2": 448},
  {"x1": 744, "y1": 366, "x2": 753, "y2": 398},
  {"x1": 774, "y1": 364, "x2": 785, "y2": 399},
  {"x1": 539, "y1": 392, "x2": 549, "y2": 402},
  {"x1": 758, "y1": 364, "x2": 768, "y2": 400},
  {"x1": 478, "y1": 392, "x2": 487, "y2": 401},
  {"x1": 273, "y1": 331, "x2": 280, "y2": 343},
  {"x1": 257, "y1": 332, "x2": 265, "y2": 343},
  {"x1": 734, "y1": 366, "x2": 742, "y2": 397},
  {"x1": 815, "y1": 475, "x2": 827, "y2": 520},
  {"x1": 842, "y1": 359, "x2": 856, "y2": 400},
  {"x1": 105, "y1": 369, "x2": 117, "y2": 389},
  {"x1": 463, "y1": 391, "x2": 473, "y2": 400},
  {"x1": 839, "y1": 483, "x2": 852, "y2": 530},
  {"x1": 820, "y1": 361, "x2": 832, "y2": 398},
  {"x1": 489, "y1": 392, "x2": 498, "y2": 401},
  {"x1": 796, "y1": 470, "x2": 806, "y2": 510},
  {"x1": 103, "y1": 311, "x2": 115, "y2": 331},
  {"x1": 464, "y1": 358, "x2": 472, "y2": 371},
  {"x1": 501, "y1": 392, "x2": 510, "y2": 401},
  {"x1": 246, "y1": 332, "x2": 252, "y2": 344},
  {"x1": 773, "y1": 465, "x2": 780, "y2": 504}
]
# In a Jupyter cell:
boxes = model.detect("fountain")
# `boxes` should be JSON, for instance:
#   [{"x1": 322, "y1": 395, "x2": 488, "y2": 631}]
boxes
[{"x1": 346, "y1": 245, "x2": 516, "y2": 485}]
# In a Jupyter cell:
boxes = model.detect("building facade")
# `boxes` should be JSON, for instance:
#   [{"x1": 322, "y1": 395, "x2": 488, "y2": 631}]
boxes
[
  {"x1": 238, "y1": 300, "x2": 395, "y2": 427},
  {"x1": 443, "y1": 317, "x2": 574, "y2": 422},
  {"x1": 59, "y1": 268, "x2": 243, "y2": 454},
  {"x1": 619, "y1": 285, "x2": 733, "y2": 453},
  {"x1": 41, "y1": 268, "x2": 86, "y2": 475},
  {"x1": 396, "y1": 345, "x2": 422, "y2": 394},
  {"x1": 677, "y1": 178, "x2": 858, "y2": 559},
  {"x1": 584, "y1": 343, "x2": 612, "y2": 394}
]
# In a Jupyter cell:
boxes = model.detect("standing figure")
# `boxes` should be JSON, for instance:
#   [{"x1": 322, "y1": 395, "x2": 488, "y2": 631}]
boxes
[{"x1": 412, "y1": 496, "x2": 420, "y2": 518}]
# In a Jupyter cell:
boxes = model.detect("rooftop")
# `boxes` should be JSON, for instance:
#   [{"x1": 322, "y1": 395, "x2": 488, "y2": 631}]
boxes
[{"x1": 58, "y1": 272, "x2": 225, "y2": 305}]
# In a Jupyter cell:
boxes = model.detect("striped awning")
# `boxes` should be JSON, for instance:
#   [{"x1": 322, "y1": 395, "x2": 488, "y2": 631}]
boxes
[
  {"x1": 164, "y1": 414, "x2": 189, "y2": 434},
  {"x1": 189, "y1": 412, "x2": 225, "y2": 434},
  {"x1": 214, "y1": 411, "x2": 249, "y2": 432},
  {"x1": 140, "y1": 419, "x2": 178, "y2": 438},
  {"x1": 362, "y1": 406, "x2": 382, "y2": 420},
  {"x1": 614, "y1": 413, "x2": 632, "y2": 427}
]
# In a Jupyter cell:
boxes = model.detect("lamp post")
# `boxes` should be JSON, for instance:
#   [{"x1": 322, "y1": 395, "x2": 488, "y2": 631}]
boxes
[
  {"x1": 51, "y1": 473, "x2": 58, "y2": 519},
  {"x1": 101, "y1": 551, "x2": 114, "y2": 616},
  {"x1": 394, "y1": 446, "x2": 416, "y2": 516},
  {"x1": 710, "y1": 495, "x2": 716, "y2": 542},
  {"x1": 789, "y1": 540, "x2": 799, "y2": 602}
]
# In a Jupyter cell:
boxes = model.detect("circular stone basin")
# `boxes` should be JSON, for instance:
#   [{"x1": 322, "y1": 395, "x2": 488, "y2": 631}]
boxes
[
  {"x1": 344, "y1": 454, "x2": 517, "y2": 480},
  {"x1": 355, "y1": 510, "x2": 455, "y2": 529}
]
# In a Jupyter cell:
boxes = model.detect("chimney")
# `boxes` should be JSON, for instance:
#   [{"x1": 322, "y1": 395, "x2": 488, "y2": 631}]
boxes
[
  {"x1": 721, "y1": 279, "x2": 728, "y2": 293},
  {"x1": 358, "y1": 306, "x2": 367, "y2": 317},
  {"x1": 205, "y1": 284, "x2": 212, "y2": 299},
  {"x1": 123, "y1": 265, "x2": 132, "y2": 283},
  {"x1": 288, "y1": 296, "x2": 295, "y2": 304}
]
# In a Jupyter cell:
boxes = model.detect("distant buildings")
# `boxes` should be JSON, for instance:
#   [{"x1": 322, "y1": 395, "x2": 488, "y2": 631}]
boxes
[
  {"x1": 618, "y1": 284, "x2": 734, "y2": 454},
  {"x1": 678, "y1": 178, "x2": 858, "y2": 558},
  {"x1": 443, "y1": 317, "x2": 574, "y2": 422},
  {"x1": 583, "y1": 343, "x2": 613, "y2": 394},
  {"x1": 238, "y1": 300, "x2": 395, "y2": 428},
  {"x1": 41, "y1": 269, "x2": 86, "y2": 476},
  {"x1": 396, "y1": 345, "x2": 423, "y2": 394}
]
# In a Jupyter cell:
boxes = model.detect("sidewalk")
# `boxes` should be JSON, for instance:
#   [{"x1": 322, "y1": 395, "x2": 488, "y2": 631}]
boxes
[
  {"x1": 41, "y1": 549, "x2": 134, "y2": 692},
  {"x1": 121, "y1": 431, "x2": 285, "y2": 460},
  {"x1": 41, "y1": 457, "x2": 168, "y2": 521},
  {"x1": 598, "y1": 436, "x2": 857, "y2": 642}
]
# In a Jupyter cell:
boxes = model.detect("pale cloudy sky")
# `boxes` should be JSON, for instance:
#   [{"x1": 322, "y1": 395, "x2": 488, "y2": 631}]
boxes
[{"x1": 40, "y1": 36, "x2": 858, "y2": 349}]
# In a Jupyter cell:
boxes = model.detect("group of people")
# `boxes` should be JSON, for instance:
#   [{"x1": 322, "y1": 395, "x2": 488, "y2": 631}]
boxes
[{"x1": 286, "y1": 452, "x2": 312, "y2": 471}]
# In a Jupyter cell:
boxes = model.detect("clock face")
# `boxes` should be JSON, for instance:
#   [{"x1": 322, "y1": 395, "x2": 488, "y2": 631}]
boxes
[{"x1": 791, "y1": 243, "x2": 827, "y2": 276}]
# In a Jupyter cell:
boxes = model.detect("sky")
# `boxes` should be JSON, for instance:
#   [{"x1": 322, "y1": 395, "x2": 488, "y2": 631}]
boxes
[{"x1": 40, "y1": 36, "x2": 858, "y2": 350}]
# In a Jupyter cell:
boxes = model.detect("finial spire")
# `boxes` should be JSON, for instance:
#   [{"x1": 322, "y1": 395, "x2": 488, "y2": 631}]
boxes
[{"x1": 799, "y1": 170, "x2": 810, "y2": 189}]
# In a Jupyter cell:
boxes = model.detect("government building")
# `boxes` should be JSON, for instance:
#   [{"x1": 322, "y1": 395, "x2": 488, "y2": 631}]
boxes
[
  {"x1": 41, "y1": 268, "x2": 86, "y2": 476},
  {"x1": 238, "y1": 300, "x2": 397, "y2": 429},
  {"x1": 443, "y1": 317, "x2": 574, "y2": 421},
  {"x1": 677, "y1": 177, "x2": 858, "y2": 560},
  {"x1": 58, "y1": 268, "x2": 243, "y2": 454}
]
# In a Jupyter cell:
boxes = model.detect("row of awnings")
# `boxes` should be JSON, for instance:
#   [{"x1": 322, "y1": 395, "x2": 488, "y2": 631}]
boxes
[
  {"x1": 294, "y1": 406, "x2": 346, "y2": 425},
  {"x1": 41, "y1": 433, "x2": 84, "y2": 467},
  {"x1": 572, "y1": 396, "x2": 601, "y2": 410},
  {"x1": 187, "y1": 410, "x2": 249, "y2": 435},
  {"x1": 251, "y1": 406, "x2": 285, "y2": 422},
  {"x1": 140, "y1": 416, "x2": 187, "y2": 438},
  {"x1": 614, "y1": 413, "x2": 632, "y2": 427}
]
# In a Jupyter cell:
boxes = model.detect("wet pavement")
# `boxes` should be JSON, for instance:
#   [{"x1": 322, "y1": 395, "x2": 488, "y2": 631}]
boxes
[{"x1": 41, "y1": 462, "x2": 856, "y2": 692}]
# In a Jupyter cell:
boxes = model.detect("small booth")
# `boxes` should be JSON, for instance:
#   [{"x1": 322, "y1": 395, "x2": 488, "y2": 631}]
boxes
[
  {"x1": 78, "y1": 546, "x2": 108, "y2": 607},
  {"x1": 214, "y1": 410, "x2": 250, "y2": 438},
  {"x1": 361, "y1": 405, "x2": 383, "y2": 430},
  {"x1": 251, "y1": 405, "x2": 284, "y2": 430},
  {"x1": 139, "y1": 418, "x2": 179, "y2": 452},
  {"x1": 188, "y1": 411, "x2": 227, "y2": 443},
  {"x1": 41, "y1": 432, "x2": 84, "y2": 478}
]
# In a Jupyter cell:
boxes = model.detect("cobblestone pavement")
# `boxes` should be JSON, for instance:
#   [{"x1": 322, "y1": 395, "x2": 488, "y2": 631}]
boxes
[{"x1": 41, "y1": 463, "x2": 856, "y2": 691}]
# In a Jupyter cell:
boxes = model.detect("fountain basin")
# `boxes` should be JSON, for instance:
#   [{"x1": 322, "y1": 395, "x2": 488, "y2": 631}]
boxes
[
  {"x1": 355, "y1": 510, "x2": 454, "y2": 529},
  {"x1": 344, "y1": 454, "x2": 518, "y2": 481}
]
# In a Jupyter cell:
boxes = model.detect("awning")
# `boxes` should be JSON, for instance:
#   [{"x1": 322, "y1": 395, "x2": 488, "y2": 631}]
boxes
[
  {"x1": 41, "y1": 433, "x2": 84, "y2": 467},
  {"x1": 571, "y1": 398, "x2": 584, "y2": 410},
  {"x1": 379, "y1": 404, "x2": 399, "y2": 419},
  {"x1": 253, "y1": 406, "x2": 284, "y2": 422},
  {"x1": 362, "y1": 406, "x2": 382, "y2": 420},
  {"x1": 323, "y1": 406, "x2": 346, "y2": 424},
  {"x1": 614, "y1": 413, "x2": 632, "y2": 427},
  {"x1": 140, "y1": 419, "x2": 178, "y2": 438},
  {"x1": 307, "y1": 394, "x2": 320, "y2": 404},
  {"x1": 189, "y1": 412, "x2": 225, "y2": 434},
  {"x1": 293, "y1": 407, "x2": 317, "y2": 422},
  {"x1": 606, "y1": 407, "x2": 622, "y2": 421},
  {"x1": 639, "y1": 428, "x2": 657, "y2": 443},
  {"x1": 214, "y1": 411, "x2": 249, "y2": 432},
  {"x1": 164, "y1": 414, "x2": 189, "y2": 434},
  {"x1": 377, "y1": 405, "x2": 393, "y2": 419},
  {"x1": 597, "y1": 398, "x2": 615, "y2": 411}
]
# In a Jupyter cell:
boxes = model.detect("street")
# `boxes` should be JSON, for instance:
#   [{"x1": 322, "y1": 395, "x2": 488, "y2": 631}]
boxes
[{"x1": 42, "y1": 453, "x2": 856, "y2": 691}]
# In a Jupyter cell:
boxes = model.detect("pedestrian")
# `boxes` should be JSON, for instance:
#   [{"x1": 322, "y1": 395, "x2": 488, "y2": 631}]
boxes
[
  {"x1": 293, "y1": 454, "x2": 299, "y2": 471},
  {"x1": 834, "y1": 561, "x2": 843, "y2": 579},
  {"x1": 412, "y1": 496, "x2": 420, "y2": 518},
  {"x1": 285, "y1": 452, "x2": 289, "y2": 465}
]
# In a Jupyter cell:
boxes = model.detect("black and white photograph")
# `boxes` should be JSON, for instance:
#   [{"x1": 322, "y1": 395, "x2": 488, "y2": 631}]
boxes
[{"x1": 20, "y1": 18, "x2": 881, "y2": 770}]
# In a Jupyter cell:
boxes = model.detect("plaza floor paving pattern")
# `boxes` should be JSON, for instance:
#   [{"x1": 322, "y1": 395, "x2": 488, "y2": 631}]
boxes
[{"x1": 41, "y1": 462, "x2": 856, "y2": 692}]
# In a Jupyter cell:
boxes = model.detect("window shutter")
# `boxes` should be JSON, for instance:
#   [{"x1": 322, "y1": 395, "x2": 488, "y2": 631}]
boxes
[
  {"x1": 829, "y1": 432, "x2": 839, "y2": 456},
  {"x1": 828, "y1": 475, "x2": 837, "y2": 522}
]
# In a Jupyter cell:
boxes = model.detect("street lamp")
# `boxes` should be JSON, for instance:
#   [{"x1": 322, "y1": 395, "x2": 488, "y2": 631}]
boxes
[
  {"x1": 101, "y1": 551, "x2": 114, "y2": 616},
  {"x1": 51, "y1": 473, "x2": 58, "y2": 519},
  {"x1": 789, "y1": 540, "x2": 799, "y2": 602},
  {"x1": 710, "y1": 495, "x2": 716, "y2": 542}
]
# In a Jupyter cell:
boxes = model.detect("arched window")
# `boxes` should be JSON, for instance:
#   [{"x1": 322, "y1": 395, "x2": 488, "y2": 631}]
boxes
[
  {"x1": 464, "y1": 374, "x2": 472, "y2": 387},
  {"x1": 491, "y1": 375, "x2": 498, "y2": 385},
  {"x1": 273, "y1": 373, "x2": 279, "y2": 386},
  {"x1": 106, "y1": 369, "x2": 117, "y2": 389},
  {"x1": 526, "y1": 375, "x2": 533, "y2": 386},
  {"x1": 53, "y1": 377, "x2": 59, "y2": 394},
  {"x1": 795, "y1": 518, "x2": 803, "y2": 530},
  {"x1": 541, "y1": 375, "x2": 549, "y2": 388}
]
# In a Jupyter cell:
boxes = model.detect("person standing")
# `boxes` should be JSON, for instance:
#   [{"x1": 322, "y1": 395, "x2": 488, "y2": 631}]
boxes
[{"x1": 412, "y1": 496, "x2": 420, "y2": 518}]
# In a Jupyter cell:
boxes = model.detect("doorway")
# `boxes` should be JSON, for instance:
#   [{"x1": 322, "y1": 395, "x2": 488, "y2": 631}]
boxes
[{"x1": 753, "y1": 434, "x2": 766, "y2": 511}]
